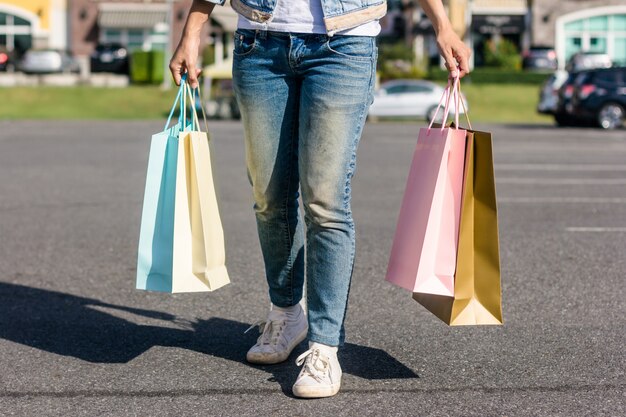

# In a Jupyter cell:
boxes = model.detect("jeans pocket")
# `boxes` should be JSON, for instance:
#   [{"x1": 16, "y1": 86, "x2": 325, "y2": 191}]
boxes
[
  {"x1": 233, "y1": 29, "x2": 258, "y2": 56},
  {"x1": 325, "y1": 36, "x2": 375, "y2": 62}
]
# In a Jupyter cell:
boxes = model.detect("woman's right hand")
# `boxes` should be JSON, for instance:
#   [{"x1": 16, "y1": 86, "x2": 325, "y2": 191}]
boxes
[
  {"x1": 170, "y1": 34, "x2": 202, "y2": 88},
  {"x1": 168, "y1": 0, "x2": 215, "y2": 88}
]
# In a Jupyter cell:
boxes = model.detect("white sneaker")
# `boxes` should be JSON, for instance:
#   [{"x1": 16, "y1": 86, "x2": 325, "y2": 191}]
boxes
[
  {"x1": 245, "y1": 304, "x2": 308, "y2": 365},
  {"x1": 292, "y1": 342, "x2": 342, "y2": 398}
]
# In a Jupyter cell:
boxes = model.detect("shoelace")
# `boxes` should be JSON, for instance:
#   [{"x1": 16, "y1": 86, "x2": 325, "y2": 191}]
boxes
[
  {"x1": 296, "y1": 348, "x2": 329, "y2": 383},
  {"x1": 244, "y1": 319, "x2": 286, "y2": 346}
]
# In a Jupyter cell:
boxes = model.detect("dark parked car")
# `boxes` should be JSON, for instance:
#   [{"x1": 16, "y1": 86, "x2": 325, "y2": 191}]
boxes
[
  {"x1": 0, "y1": 47, "x2": 16, "y2": 72},
  {"x1": 554, "y1": 71, "x2": 589, "y2": 126},
  {"x1": 90, "y1": 43, "x2": 129, "y2": 74},
  {"x1": 523, "y1": 46, "x2": 558, "y2": 71},
  {"x1": 570, "y1": 67, "x2": 626, "y2": 129}
]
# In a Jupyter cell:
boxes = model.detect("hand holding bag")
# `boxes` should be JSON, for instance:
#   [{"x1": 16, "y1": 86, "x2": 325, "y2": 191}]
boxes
[
  {"x1": 413, "y1": 80, "x2": 503, "y2": 325},
  {"x1": 137, "y1": 77, "x2": 230, "y2": 292}
]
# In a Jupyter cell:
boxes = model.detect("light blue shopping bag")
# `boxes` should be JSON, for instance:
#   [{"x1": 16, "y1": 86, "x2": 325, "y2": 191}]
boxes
[{"x1": 136, "y1": 80, "x2": 193, "y2": 292}]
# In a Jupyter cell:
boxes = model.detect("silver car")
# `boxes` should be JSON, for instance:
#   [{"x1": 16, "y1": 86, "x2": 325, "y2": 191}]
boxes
[
  {"x1": 537, "y1": 70, "x2": 569, "y2": 115},
  {"x1": 565, "y1": 52, "x2": 612, "y2": 72},
  {"x1": 19, "y1": 49, "x2": 80, "y2": 74},
  {"x1": 368, "y1": 79, "x2": 468, "y2": 122}
]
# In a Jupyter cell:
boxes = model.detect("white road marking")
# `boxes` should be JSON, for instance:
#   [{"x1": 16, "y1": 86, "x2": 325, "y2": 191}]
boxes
[
  {"x1": 566, "y1": 227, "x2": 626, "y2": 232},
  {"x1": 497, "y1": 178, "x2": 626, "y2": 185},
  {"x1": 498, "y1": 197, "x2": 626, "y2": 203},
  {"x1": 495, "y1": 164, "x2": 626, "y2": 171}
]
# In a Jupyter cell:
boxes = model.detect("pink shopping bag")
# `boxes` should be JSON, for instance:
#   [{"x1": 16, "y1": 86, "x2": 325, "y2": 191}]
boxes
[{"x1": 386, "y1": 77, "x2": 467, "y2": 296}]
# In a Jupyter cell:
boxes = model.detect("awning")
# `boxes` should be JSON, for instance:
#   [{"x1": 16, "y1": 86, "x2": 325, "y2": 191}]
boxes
[
  {"x1": 98, "y1": 3, "x2": 168, "y2": 29},
  {"x1": 210, "y1": 1, "x2": 238, "y2": 32}
]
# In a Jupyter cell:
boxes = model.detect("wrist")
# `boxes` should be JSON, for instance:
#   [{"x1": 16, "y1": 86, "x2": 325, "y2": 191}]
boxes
[{"x1": 434, "y1": 21, "x2": 453, "y2": 36}]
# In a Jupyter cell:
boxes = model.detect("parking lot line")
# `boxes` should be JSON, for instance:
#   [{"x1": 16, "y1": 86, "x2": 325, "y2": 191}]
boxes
[
  {"x1": 498, "y1": 197, "x2": 626, "y2": 203},
  {"x1": 565, "y1": 227, "x2": 626, "y2": 232},
  {"x1": 495, "y1": 164, "x2": 626, "y2": 171},
  {"x1": 497, "y1": 178, "x2": 626, "y2": 185}
]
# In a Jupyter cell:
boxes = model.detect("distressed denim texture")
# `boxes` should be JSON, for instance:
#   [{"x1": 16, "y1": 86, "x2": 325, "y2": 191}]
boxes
[{"x1": 232, "y1": 29, "x2": 377, "y2": 346}]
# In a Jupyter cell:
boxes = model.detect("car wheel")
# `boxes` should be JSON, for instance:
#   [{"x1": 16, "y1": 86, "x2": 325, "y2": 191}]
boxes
[
  {"x1": 427, "y1": 106, "x2": 441, "y2": 124},
  {"x1": 598, "y1": 103, "x2": 624, "y2": 130},
  {"x1": 218, "y1": 100, "x2": 232, "y2": 119}
]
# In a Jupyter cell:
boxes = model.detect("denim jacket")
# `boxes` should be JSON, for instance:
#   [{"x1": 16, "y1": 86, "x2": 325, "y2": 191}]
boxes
[{"x1": 204, "y1": 0, "x2": 387, "y2": 36}]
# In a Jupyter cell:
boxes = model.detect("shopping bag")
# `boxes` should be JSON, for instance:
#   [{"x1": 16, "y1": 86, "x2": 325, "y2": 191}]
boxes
[
  {"x1": 137, "y1": 79, "x2": 230, "y2": 292},
  {"x1": 413, "y1": 91, "x2": 503, "y2": 325},
  {"x1": 386, "y1": 77, "x2": 467, "y2": 296}
]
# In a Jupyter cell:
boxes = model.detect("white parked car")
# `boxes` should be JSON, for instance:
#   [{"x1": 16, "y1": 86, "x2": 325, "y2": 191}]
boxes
[
  {"x1": 368, "y1": 79, "x2": 468, "y2": 122},
  {"x1": 19, "y1": 49, "x2": 80, "y2": 74}
]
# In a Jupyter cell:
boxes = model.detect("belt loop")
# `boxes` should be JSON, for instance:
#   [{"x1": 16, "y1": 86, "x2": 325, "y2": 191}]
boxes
[{"x1": 257, "y1": 29, "x2": 267, "y2": 40}]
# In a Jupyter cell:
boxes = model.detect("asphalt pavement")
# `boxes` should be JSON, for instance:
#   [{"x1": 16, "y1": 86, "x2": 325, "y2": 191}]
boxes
[{"x1": 0, "y1": 120, "x2": 624, "y2": 416}]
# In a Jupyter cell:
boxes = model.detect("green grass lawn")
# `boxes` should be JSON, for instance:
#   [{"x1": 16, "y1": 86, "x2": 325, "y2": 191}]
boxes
[
  {"x1": 0, "y1": 86, "x2": 174, "y2": 120},
  {"x1": 0, "y1": 84, "x2": 553, "y2": 124}
]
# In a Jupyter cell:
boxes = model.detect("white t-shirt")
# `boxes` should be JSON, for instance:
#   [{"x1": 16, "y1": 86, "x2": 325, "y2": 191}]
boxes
[{"x1": 237, "y1": 0, "x2": 381, "y2": 36}]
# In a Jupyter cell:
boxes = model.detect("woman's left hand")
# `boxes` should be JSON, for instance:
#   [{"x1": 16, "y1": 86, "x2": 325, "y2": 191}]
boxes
[{"x1": 436, "y1": 27, "x2": 472, "y2": 78}]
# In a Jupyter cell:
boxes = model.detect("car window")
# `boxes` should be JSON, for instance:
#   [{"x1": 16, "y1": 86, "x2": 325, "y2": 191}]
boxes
[
  {"x1": 404, "y1": 84, "x2": 431, "y2": 93},
  {"x1": 574, "y1": 72, "x2": 591, "y2": 85},
  {"x1": 593, "y1": 70, "x2": 619, "y2": 84},
  {"x1": 385, "y1": 85, "x2": 406, "y2": 95}
]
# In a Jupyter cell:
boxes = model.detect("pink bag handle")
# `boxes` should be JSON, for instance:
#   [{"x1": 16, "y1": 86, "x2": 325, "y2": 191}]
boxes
[
  {"x1": 427, "y1": 73, "x2": 472, "y2": 131},
  {"x1": 428, "y1": 77, "x2": 453, "y2": 131},
  {"x1": 453, "y1": 77, "x2": 473, "y2": 130}
]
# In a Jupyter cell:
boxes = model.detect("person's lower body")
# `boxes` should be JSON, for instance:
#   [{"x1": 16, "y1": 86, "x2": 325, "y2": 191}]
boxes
[{"x1": 233, "y1": 29, "x2": 377, "y2": 397}]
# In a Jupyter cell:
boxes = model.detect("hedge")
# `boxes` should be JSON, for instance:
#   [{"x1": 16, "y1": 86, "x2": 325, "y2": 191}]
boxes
[{"x1": 427, "y1": 68, "x2": 551, "y2": 85}]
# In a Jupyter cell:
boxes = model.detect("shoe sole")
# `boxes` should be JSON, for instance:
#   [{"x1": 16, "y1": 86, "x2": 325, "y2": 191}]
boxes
[
  {"x1": 292, "y1": 382, "x2": 341, "y2": 399},
  {"x1": 246, "y1": 326, "x2": 308, "y2": 365}
]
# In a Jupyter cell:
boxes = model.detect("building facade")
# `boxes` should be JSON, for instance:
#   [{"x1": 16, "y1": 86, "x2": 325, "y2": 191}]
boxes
[
  {"x1": 0, "y1": 0, "x2": 68, "y2": 54},
  {"x1": 532, "y1": 0, "x2": 626, "y2": 68},
  {"x1": 69, "y1": 0, "x2": 194, "y2": 57},
  {"x1": 407, "y1": 0, "x2": 530, "y2": 68},
  {"x1": 470, "y1": 0, "x2": 529, "y2": 66}
]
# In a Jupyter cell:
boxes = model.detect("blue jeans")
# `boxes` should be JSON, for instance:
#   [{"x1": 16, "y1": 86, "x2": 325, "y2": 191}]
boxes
[{"x1": 232, "y1": 29, "x2": 377, "y2": 346}]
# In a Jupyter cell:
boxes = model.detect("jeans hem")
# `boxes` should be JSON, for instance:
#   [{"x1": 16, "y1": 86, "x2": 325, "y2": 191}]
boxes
[{"x1": 308, "y1": 331, "x2": 342, "y2": 347}]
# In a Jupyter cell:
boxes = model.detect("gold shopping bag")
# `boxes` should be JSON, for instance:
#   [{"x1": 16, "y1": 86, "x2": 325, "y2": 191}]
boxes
[{"x1": 413, "y1": 127, "x2": 503, "y2": 325}]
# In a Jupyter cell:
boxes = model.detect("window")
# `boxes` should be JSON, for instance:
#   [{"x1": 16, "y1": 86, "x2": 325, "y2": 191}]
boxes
[
  {"x1": 0, "y1": 11, "x2": 32, "y2": 53},
  {"x1": 13, "y1": 16, "x2": 29, "y2": 26},
  {"x1": 614, "y1": 37, "x2": 626, "y2": 66},
  {"x1": 100, "y1": 28, "x2": 166, "y2": 52},
  {"x1": 589, "y1": 36, "x2": 607, "y2": 54},
  {"x1": 385, "y1": 85, "x2": 407, "y2": 95},
  {"x1": 127, "y1": 29, "x2": 144, "y2": 51},
  {"x1": 613, "y1": 15, "x2": 626, "y2": 31},
  {"x1": 588, "y1": 16, "x2": 608, "y2": 31},
  {"x1": 565, "y1": 37, "x2": 582, "y2": 61},
  {"x1": 405, "y1": 84, "x2": 432, "y2": 93},
  {"x1": 103, "y1": 29, "x2": 122, "y2": 44},
  {"x1": 563, "y1": 13, "x2": 626, "y2": 63}
]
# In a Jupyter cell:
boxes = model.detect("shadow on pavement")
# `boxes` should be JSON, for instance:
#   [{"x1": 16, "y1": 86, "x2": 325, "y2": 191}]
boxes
[{"x1": 0, "y1": 282, "x2": 418, "y2": 392}]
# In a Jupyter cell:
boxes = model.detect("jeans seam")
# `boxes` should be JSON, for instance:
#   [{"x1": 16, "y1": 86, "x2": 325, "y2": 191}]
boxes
[
  {"x1": 336, "y1": 53, "x2": 375, "y2": 345},
  {"x1": 284, "y1": 87, "x2": 300, "y2": 306}
]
